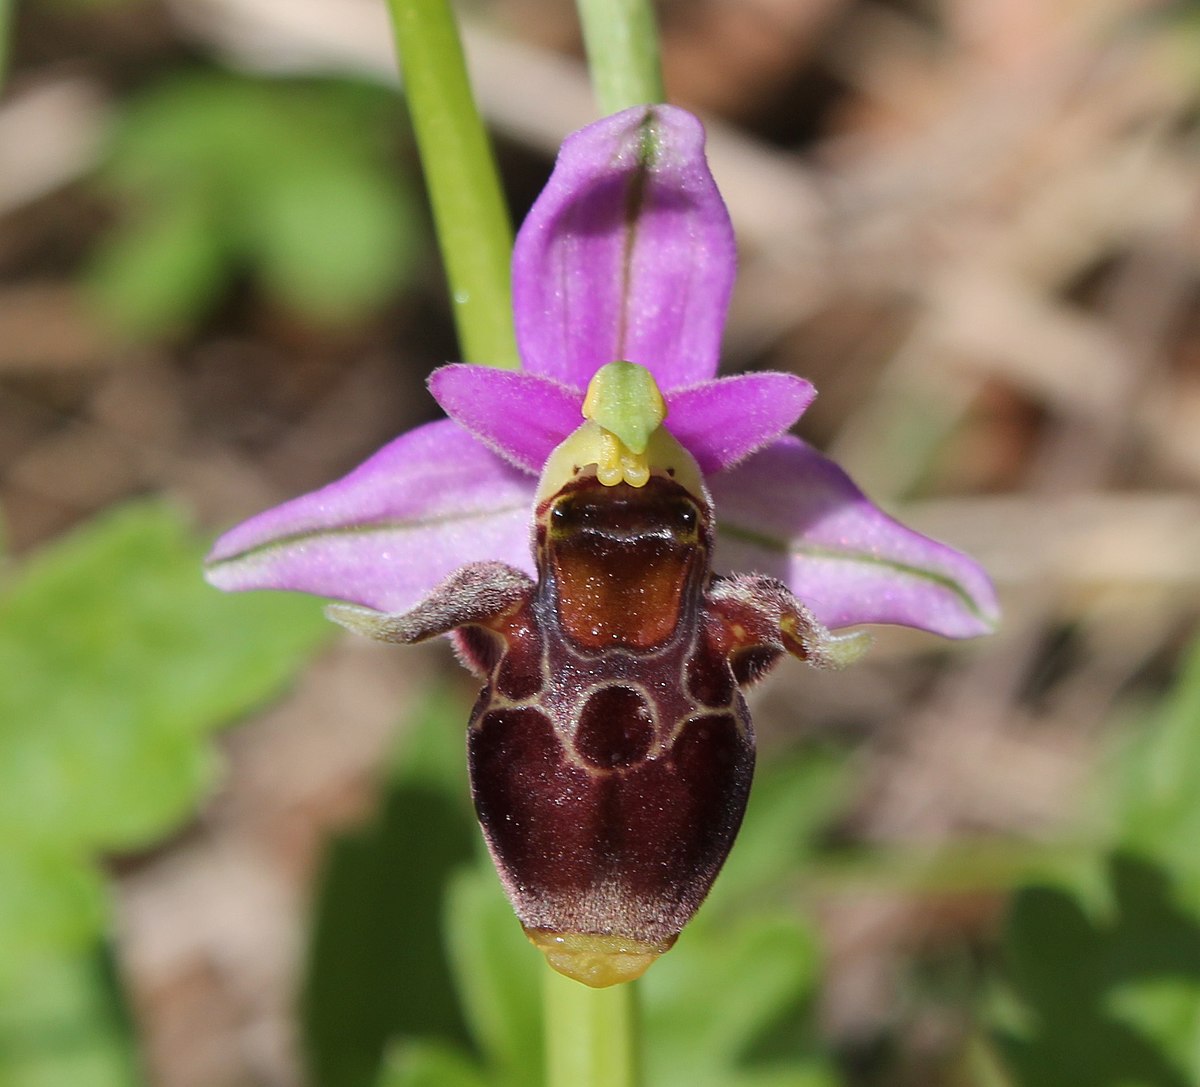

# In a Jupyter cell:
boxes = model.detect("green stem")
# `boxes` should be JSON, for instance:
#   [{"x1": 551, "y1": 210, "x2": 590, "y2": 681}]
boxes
[
  {"x1": 385, "y1": 0, "x2": 519, "y2": 368},
  {"x1": 0, "y1": 0, "x2": 11, "y2": 91},
  {"x1": 576, "y1": 0, "x2": 665, "y2": 113},
  {"x1": 544, "y1": 966, "x2": 640, "y2": 1087}
]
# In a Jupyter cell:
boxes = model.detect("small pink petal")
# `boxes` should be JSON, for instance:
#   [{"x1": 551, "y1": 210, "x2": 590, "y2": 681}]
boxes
[
  {"x1": 668, "y1": 372, "x2": 816, "y2": 473},
  {"x1": 513, "y1": 104, "x2": 734, "y2": 390},
  {"x1": 710, "y1": 437, "x2": 1000, "y2": 637},
  {"x1": 205, "y1": 420, "x2": 536, "y2": 613},
  {"x1": 428, "y1": 365, "x2": 582, "y2": 473}
]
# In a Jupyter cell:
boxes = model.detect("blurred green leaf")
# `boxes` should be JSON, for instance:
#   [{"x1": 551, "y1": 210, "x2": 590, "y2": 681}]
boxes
[
  {"x1": 306, "y1": 688, "x2": 546, "y2": 1087},
  {"x1": 86, "y1": 190, "x2": 227, "y2": 337},
  {"x1": 0, "y1": 950, "x2": 140, "y2": 1087},
  {"x1": 303, "y1": 693, "x2": 479, "y2": 1087},
  {"x1": 443, "y1": 865, "x2": 544, "y2": 1087},
  {"x1": 1106, "y1": 979, "x2": 1200, "y2": 1084},
  {"x1": 386, "y1": 685, "x2": 474, "y2": 801},
  {"x1": 645, "y1": 915, "x2": 835, "y2": 1087},
  {"x1": 0, "y1": 501, "x2": 329, "y2": 853},
  {"x1": 0, "y1": 496, "x2": 328, "y2": 1068},
  {"x1": 88, "y1": 73, "x2": 420, "y2": 337},
  {"x1": 33, "y1": 0, "x2": 148, "y2": 11},
  {"x1": 0, "y1": 848, "x2": 107, "y2": 967},
  {"x1": 0, "y1": 0, "x2": 10, "y2": 93},
  {"x1": 1110, "y1": 637, "x2": 1200, "y2": 908},
  {"x1": 245, "y1": 157, "x2": 418, "y2": 322},
  {"x1": 1000, "y1": 854, "x2": 1200, "y2": 1087},
  {"x1": 995, "y1": 639, "x2": 1200, "y2": 1087},
  {"x1": 376, "y1": 1040, "x2": 488, "y2": 1087}
]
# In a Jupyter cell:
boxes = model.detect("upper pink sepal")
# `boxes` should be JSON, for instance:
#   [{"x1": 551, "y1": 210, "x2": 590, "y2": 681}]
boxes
[{"x1": 512, "y1": 105, "x2": 735, "y2": 391}]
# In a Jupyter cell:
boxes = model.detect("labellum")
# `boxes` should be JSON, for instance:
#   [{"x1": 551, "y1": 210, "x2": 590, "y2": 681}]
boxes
[{"x1": 329, "y1": 362, "x2": 865, "y2": 987}]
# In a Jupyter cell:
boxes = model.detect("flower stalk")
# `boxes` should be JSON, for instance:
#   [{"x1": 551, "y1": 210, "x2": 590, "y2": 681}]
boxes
[
  {"x1": 575, "y1": 0, "x2": 665, "y2": 112},
  {"x1": 384, "y1": 0, "x2": 519, "y2": 368},
  {"x1": 545, "y1": 964, "x2": 640, "y2": 1087},
  {"x1": 0, "y1": 0, "x2": 10, "y2": 90}
]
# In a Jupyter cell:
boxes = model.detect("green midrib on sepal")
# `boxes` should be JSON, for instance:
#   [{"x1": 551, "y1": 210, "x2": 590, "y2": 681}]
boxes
[
  {"x1": 205, "y1": 503, "x2": 533, "y2": 570},
  {"x1": 717, "y1": 520, "x2": 998, "y2": 629}
]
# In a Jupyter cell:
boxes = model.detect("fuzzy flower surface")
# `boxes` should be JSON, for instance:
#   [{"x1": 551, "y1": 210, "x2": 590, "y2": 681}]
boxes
[
  {"x1": 206, "y1": 104, "x2": 998, "y2": 988},
  {"x1": 205, "y1": 105, "x2": 998, "y2": 639}
]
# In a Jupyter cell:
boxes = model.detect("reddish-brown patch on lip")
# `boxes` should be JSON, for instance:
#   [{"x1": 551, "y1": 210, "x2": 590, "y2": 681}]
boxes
[
  {"x1": 469, "y1": 699, "x2": 753, "y2": 950},
  {"x1": 543, "y1": 477, "x2": 704, "y2": 651}
]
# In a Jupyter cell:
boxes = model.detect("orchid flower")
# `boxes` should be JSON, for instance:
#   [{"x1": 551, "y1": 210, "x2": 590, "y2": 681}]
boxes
[{"x1": 206, "y1": 105, "x2": 997, "y2": 987}]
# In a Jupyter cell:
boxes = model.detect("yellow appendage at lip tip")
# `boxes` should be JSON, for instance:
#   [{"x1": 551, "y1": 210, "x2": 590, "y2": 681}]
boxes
[
  {"x1": 594, "y1": 429, "x2": 651, "y2": 488},
  {"x1": 525, "y1": 928, "x2": 674, "y2": 987}
]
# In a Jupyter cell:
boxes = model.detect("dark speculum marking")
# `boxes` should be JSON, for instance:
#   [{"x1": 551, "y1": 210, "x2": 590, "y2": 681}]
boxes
[{"x1": 574, "y1": 685, "x2": 655, "y2": 769}]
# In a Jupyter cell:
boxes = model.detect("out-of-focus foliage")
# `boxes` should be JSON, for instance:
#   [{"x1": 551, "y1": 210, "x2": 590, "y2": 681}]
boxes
[
  {"x1": 1000, "y1": 854, "x2": 1200, "y2": 1087},
  {"x1": 1109, "y1": 637, "x2": 1200, "y2": 908},
  {"x1": 87, "y1": 74, "x2": 422, "y2": 337},
  {"x1": 0, "y1": 502, "x2": 329, "y2": 1085},
  {"x1": 0, "y1": 0, "x2": 10, "y2": 89},
  {"x1": 0, "y1": 951, "x2": 141, "y2": 1087},
  {"x1": 996, "y1": 637, "x2": 1200, "y2": 1087},
  {"x1": 303, "y1": 692, "x2": 479, "y2": 1087}
]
